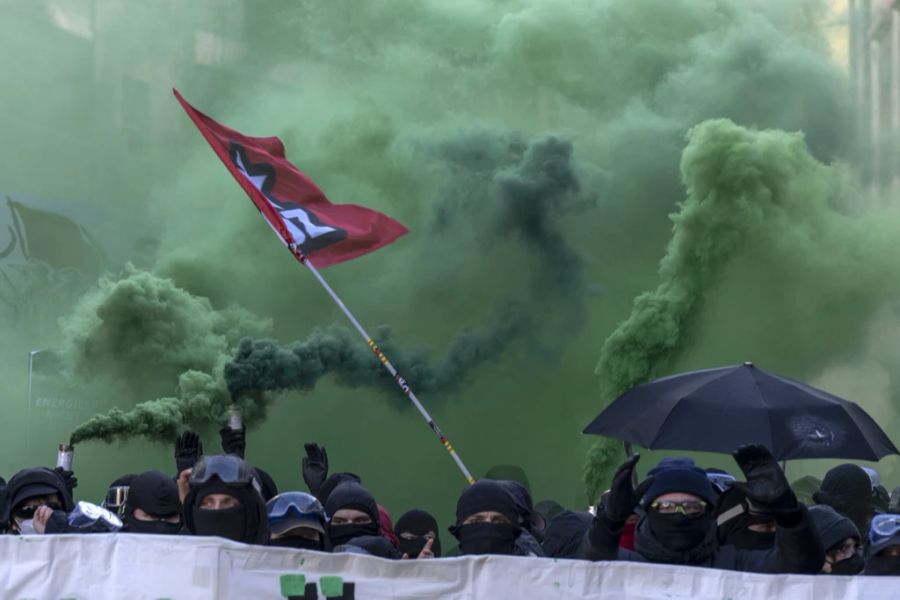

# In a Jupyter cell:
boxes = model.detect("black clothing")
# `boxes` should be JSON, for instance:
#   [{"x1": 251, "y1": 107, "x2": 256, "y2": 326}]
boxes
[
  {"x1": 324, "y1": 482, "x2": 380, "y2": 550},
  {"x1": 329, "y1": 523, "x2": 380, "y2": 548},
  {"x1": 455, "y1": 480, "x2": 521, "y2": 525},
  {"x1": 715, "y1": 486, "x2": 776, "y2": 551},
  {"x1": 582, "y1": 504, "x2": 824, "y2": 574},
  {"x1": 123, "y1": 470, "x2": 182, "y2": 535},
  {"x1": 6, "y1": 467, "x2": 74, "y2": 523},
  {"x1": 813, "y1": 464, "x2": 872, "y2": 536},
  {"x1": 335, "y1": 535, "x2": 402, "y2": 559},
  {"x1": 454, "y1": 522, "x2": 520, "y2": 556},
  {"x1": 183, "y1": 465, "x2": 268, "y2": 545},
  {"x1": 317, "y1": 473, "x2": 362, "y2": 504},
  {"x1": 396, "y1": 509, "x2": 442, "y2": 558},
  {"x1": 865, "y1": 554, "x2": 900, "y2": 575},
  {"x1": 541, "y1": 510, "x2": 592, "y2": 559},
  {"x1": 252, "y1": 467, "x2": 278, "y2": 502}
]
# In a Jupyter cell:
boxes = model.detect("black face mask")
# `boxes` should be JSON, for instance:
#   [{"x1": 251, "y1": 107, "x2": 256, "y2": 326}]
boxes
[
  {"x1": 725, "y1": 528, "x2": 775, "y2": 551},
  {"x1": 126, "y1": 518, "x2": 182, "y2": 536},
  {"x1": 456, "y1": 523, "x2": 519, "y2": 556},
  {"x1": 328, "y1": 522, "x2": 380, "y2": 548},
  {"x1": 830, "y1": 553, "x2": 865, "y2": 575},
  {"x1": 191, "y1": 506, "x2": 246, "y2": 542},
  {"x1": 398, "y1": 537, "x2": 429, "y2": 558},
  {"x1": 647, "y1": 512, "x2": 712, "y2": 552},
  {"x1": 865, "y1": 554, "x2": 900, "y2": 576},
  {"x1": 270, "y1": 535, "x2": 323, "y2": 551}
]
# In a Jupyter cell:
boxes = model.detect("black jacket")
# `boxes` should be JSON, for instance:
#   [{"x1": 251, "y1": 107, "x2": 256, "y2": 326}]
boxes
[{"x1": 581, "y1": 504, "x2": 823, "y2": 574}]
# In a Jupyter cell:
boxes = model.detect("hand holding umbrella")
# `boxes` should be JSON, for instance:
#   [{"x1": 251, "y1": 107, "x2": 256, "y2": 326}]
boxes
[{"x1": 603, "y1": 454, "x2": 654, "y2": 524}]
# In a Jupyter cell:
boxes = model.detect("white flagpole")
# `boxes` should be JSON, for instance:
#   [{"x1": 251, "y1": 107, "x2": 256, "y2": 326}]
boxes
[{"x1": 289, "y1": 243, "x2": 476, "y2": 485}]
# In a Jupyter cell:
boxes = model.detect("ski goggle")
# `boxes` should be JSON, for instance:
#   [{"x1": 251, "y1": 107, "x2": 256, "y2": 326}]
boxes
[
  {"x1": 649, "y1": 499, "x2": 708, "y2": 516},
  {"x1": 189, "y1": 455, "x2": 261, "y2": 495},
  {"x1": 14, "y1": 502, "x2": 62, "y2": 520},
  {"x1": 870, "y1": 514, "x2": 900, "y2": 544},
  {"x1": 105, "y1": 486, "x2": 130, "y2": 509},
  {"x1": 267, "y1": 492, "x2": 327, "y2": 523}
]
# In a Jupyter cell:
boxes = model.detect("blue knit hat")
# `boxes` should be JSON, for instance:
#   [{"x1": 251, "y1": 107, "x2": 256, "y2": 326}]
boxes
[{"x1": 641, "y1": 464, "x2": 716, "y2": 508}]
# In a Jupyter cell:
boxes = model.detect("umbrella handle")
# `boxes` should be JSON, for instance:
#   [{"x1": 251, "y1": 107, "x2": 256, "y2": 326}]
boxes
[{"x1": 624, "y1": 442, "x2": 638, "y2": 487}]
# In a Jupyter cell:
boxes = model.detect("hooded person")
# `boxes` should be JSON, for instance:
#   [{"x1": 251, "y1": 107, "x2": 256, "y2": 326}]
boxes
[
  {"x1": 715, "y1": 486, "x2": 776, "y2": 551},
  {"x1": 183, "y1": 455, "x2": 268, "y2": 545},
  {"x1": 104, "y1": 474, "x2": 137, "y2": 518},
  {"x1": 324, "y1": 482, "x2": 381, "y2": 550},
  {"x1": 541, "y1": 510, "x2": 593, "y2": 559},
  {"x1": 267, "y1": 491, "x2": 327, "y2": 551},
  {"x1": 807, "y1": 505, "x2": 863, "y2": 575},
  {"x1": 122, "y1": 470, "x2": 182, "y2": 535},
  {"x1": 5, "y1": 467, "x2": 73, "y2": 535},
  {"x1": 813, "y1": 464, "x2": 873, "y2": 537},
  {"x1": 450, "y1": 479, "x2": 545, "y2": 557},
  {"x1": 396, "y1": 509, "x2": 442, "y2": 559},
  {"x1": 865, "y1": 513, "x2": 900, "y2": 575},
  {"x1": 500, "y1": 480, "x2": 546, "y2": 552},
  {"x1": 581, "y1": 445, "x2": 824, "y2": 574}
]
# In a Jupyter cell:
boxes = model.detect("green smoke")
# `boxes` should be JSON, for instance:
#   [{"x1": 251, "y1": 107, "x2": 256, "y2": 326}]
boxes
[
  {"x1": 586, "y1": 117, "x2": 900, "y2": 493},
  {"x1": 3, "y1": 0, "x2": 888, "y2": 524}
]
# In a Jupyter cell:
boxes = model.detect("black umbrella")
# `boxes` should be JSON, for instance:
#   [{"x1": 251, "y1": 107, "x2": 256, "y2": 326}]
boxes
[{"x1": 583, "y1": 362, "x2": 899, "y2": 461}]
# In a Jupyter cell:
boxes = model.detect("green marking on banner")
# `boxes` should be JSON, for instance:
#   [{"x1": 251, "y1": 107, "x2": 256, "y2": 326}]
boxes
[
  {"x1": 319, "y1": 576, "x2": 344, "y2": 597},
  {"x1": 280, "y1": 574, "x2": 307, "y2": 597}
]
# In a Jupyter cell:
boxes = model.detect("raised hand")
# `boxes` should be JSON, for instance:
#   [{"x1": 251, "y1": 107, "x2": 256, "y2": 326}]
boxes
[
  {"x1": 302, "y1": 443, "x2": 329, "y2": 496},
  {"x1": 732, "y1": 444, "x2": 795, "y2": 510}
]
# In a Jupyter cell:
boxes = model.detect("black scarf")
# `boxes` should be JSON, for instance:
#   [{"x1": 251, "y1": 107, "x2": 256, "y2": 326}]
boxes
[
  {"x1": 636, "y1": 514, "x2": 717, "y2": 565},
  {"x1": 454, "y1": 522, "x2": 520, "y2": 556}
]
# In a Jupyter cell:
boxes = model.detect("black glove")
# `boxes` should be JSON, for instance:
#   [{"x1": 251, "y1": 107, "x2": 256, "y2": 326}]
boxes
[
  {"x1": 54, "y1": 467, "x2": 78, "y2": 494},
  {"x1": 602, "y1": 454, "x2": 653, "y2": 524},
  {"x1": 302, "y1": 443, "x2": 329, "y2": 497},
  {"x1": 175, "y1": 431, "x2": 203, "y2": 474},
  {"x1": 732, "y1": 444, "x2": 796, "y2": 510},
  {"x1": 219, "y1": 426, "x2": 246, "y2": 459}
]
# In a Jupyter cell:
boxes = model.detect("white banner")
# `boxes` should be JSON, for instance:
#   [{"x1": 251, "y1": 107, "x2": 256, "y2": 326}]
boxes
[{"x1": 3, "y1": 534, "x2": 898, "y2": 600}]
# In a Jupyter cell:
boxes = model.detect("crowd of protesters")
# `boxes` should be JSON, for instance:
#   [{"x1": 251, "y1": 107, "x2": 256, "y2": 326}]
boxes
[{"x1": 4, "y1": 426, "x2": 900, "y2": 577}]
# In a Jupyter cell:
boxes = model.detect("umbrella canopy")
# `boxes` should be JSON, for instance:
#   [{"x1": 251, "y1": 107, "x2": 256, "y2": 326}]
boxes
[{"x1": 583, "y1": 362, "x2": 899, "y2": 461}]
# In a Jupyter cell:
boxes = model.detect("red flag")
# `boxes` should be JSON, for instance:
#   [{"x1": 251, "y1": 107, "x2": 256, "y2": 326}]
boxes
[{"x1": 173, "y1": 89, "x2": 408, "y2": 267}]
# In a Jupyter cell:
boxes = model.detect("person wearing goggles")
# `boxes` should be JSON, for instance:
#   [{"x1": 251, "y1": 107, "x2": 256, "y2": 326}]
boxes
[
  {"x1": 582, "y1": 445, "x2": 824, "y2": 574},
  {"x1": 102, "y1": 474, "x2": 137, "y2": 517},
  {"x1": 183, "y1": 455, "x2": 268, "y2": 545},
  {"x1": 4, "y1": 467, "x2": 73, "y2": 535},
  {"x1": 267, "y1": 492, "x2": 327, "y2": 550},
  {"x1": 865, "y1": 514, "x2": 900, "y2": 575}
]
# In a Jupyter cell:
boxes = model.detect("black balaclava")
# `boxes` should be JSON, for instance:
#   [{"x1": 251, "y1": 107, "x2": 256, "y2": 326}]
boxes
[
  {"x1": 185, "y1": 479, "x2": 268, "y2": 545},
  {"x1": 324, "y1": 482, "x2": 380, "y2": 549},
  {"x1": 396, "y1": 509, "x2": 442, "y2": 558},
  {"x1": 865, "y1": 551, "x2": 900, "y2": 575},
  {"x1": 123, "y1": 470, "x2": 182, "y2": 535},
  {"x1": 813, "y1": 464, "x2": 872, "y2": 536},
  {"x1": 808, "y1": 505, "x2": 862, "y2": 575},
  {"x1": 334, "y1": 535, "x2": 402, "y2": 559},
  {"x1": 646, "y1": 510, "x2": 714, "y2": 552},
  {"x1": 451, "y1": 479, "x2": 522, "y2": 556},
  {"x1": 541, "y1": 510, "x2": 593, "y2": 559}
]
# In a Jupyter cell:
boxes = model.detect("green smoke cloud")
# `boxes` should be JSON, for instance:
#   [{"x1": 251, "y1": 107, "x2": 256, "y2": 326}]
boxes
[{"x1": 3, "y1": 0, "x2": 886, "y2": 522}]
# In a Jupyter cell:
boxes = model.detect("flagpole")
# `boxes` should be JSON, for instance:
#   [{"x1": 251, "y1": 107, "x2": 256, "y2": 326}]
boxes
[{"x1": 288, "y1": 243, "x2": 476, "y2": 485}]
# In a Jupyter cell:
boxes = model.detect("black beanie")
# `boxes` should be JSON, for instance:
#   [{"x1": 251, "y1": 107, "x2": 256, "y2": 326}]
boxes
[
  {"x1": 641, "y1": 466, "x2": 716, "y2": 508},
  {"x1": 455, "y1": 480, "x2": 520, "y2": 525},
  {"x1": 808, "y1": 504, "x2": 860, "y2": 552}
]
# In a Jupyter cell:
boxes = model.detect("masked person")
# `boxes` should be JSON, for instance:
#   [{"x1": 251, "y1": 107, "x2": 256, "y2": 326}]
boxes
[
  {"x1": 807, "y1": 505, "x2": 863, "y2": 575},
  {"x1": 5, "y1": 467, "x2": 73, "y2": 535},
  {"x1": 122, "y1": 470, "x2": 182, "y2": 535},
  {"x1": 267, "y1": 492, "x2": 327, "y2": 550},
  {"x1": 582, "y1": 445, "x2": 823, "y2": 573},
  {"x1": 103, "y1": 474, "x2": 137, "y2": 517},
  {"x1": 183, "y1": 455, "x2": 268, "y2": 545},
  {"x1": 813, "y1": 464, "x2": 873, "y2": 537},
  {"x1": 396, "y1": 509, "x2": 442, "y2": 559},
  {"x1": 865, "y1": 513, "x2": 900, "y2": 575},
  {"x1": 324, "y1": 482, "x2": 381, "y2": 550},
  {"x1": 450, "y1": 479, "x2": 545, "y2": 557},
  {"x1": 715, "y1": 486, "x2": 776, "y2": 551},
  {"x1": 542, "y1": 510, "x2": 592, "y2": 559}
]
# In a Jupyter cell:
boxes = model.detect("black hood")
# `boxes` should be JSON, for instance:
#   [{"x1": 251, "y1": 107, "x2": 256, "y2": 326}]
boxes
[
  {"x1": 252, "y1": 466, "x2": 278, "y2": 502},
  {"x1": 541, "y1": 510, "x2": 592, "y2": 559},
  {"x1": 808, "y1": 504, "x2": 860, "y2": 552},
  {"x1": 454, "y1": 479, "x2": 521, "y2": 526},
  {"x1": 813, "y1": 464, "x2": 872, "y2": 535},
  {"x1": 125, "y1": 470, "x2": 181, "y2": 519},
  {"x1": 317, "y1": 472, "x2": 362, "y2": 504},
  {"x1": 396, "y1": 509, "x2": 442, "y2": 558},
  {"x1": 6, "y1": 467, "x2": 73, "y2": 520},
  {"x1": 324, "y1": 482, "x2": 380, "y2": 525},
  {"x1": 184, "y1": 478, "x2": 268, "y2": 545}
]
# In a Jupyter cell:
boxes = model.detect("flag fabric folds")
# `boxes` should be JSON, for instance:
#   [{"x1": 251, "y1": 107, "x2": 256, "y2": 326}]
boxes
[{"x1": 174, "y1": 89, "x2": 408, "y2": 267}]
